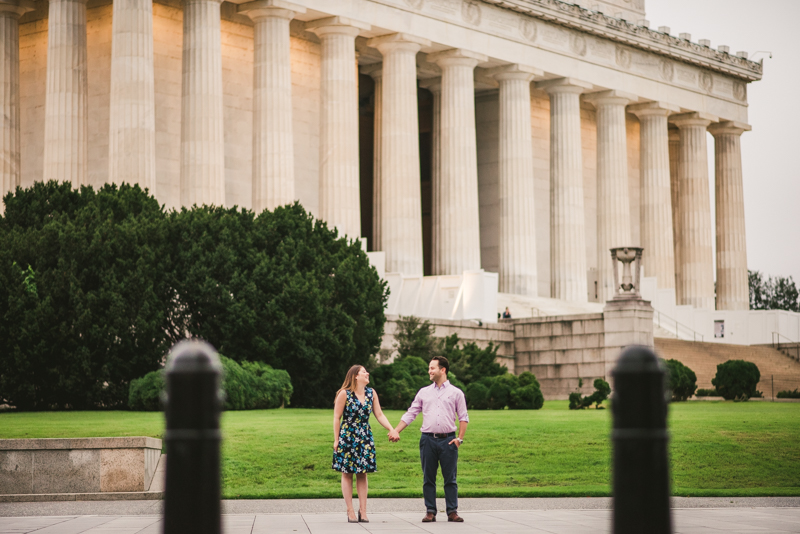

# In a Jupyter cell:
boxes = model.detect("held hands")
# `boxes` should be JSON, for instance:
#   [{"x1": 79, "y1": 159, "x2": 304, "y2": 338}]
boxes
[{"x1": 387, "y1": 429, "x2": 400, "y2": 442}]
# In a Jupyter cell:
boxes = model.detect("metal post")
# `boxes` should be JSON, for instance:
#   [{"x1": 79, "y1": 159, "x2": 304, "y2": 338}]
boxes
[
  {"x1": 611, "y1": 346, "x2": 672, "y2": 534},
  {"x1": 163, "y1": 340, "x2": 222, "y2": 534}
]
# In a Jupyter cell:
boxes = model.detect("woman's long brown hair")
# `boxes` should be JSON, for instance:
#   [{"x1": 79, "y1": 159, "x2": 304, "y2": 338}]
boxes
[{"x1": 335, "y1": 365, "x2": 364, "y2": 402}]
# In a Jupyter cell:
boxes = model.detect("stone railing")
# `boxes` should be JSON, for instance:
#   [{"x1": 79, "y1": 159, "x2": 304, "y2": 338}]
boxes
[{"x1": 0, "y1": 437, "x2": 162, "y2": 496}]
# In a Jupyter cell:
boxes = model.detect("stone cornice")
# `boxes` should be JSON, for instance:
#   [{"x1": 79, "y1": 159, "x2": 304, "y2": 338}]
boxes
[{"x1": 479, "y1": 0, "x2": 762, "y2": 82}]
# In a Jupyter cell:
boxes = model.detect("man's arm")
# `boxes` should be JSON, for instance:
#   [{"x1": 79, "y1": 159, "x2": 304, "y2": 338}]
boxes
[
  {"x1": 449, "y1": 420, "x2": 468, "y2": 448},
  {"x1": 449, "y1": 390, "x2": 470, "y2": 448},
  {"x1": 388, "y1": 391, "x2": 423, "y2": 441}
]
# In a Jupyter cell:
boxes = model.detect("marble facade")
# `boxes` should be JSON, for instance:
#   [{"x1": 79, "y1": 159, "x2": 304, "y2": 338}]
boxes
[{"x1": 4, "y1": 0, "x2": 760, "y2": 311}]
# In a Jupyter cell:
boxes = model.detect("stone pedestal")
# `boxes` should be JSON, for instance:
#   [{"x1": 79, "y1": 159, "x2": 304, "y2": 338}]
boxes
[
  {"x1": 603, "y1": 298, "x2": 654, "y2": 377},
  {"x1": 671, "y1": 112, "x2": 717, "y2": 310},
  {"x1": 307, "y1": 16, "x2": 369, "y2": 239},
  {"x1": 108, "y1": 0, "x2": 156, "y2": 193},
  {"x1": 43, "y1": 0, "x2": 89, "y2": 185},
  {"x1": 181, "y1": 0, "x2": 225, "y2": 207},
  {"x1": 537, "y1": 78, "x2": 592, "y2": 302},
  {"x1": 368, "y1": 33, "x2": 430, "y2": 276},
  {"x1": 586, "y1": 90, "x2": 635, "y2": 303},
  {"x1": 0, "y1": 0, "x2": 32, "y2": 209},
  {"x1": 240, "y1": 0, "x2": 305, "y2": 213},
  {"x1": 709, "y1": 121, "x2": 751, "y2": 311},
  {"x1": 428, "y1": 49, "x2": 486, "y2": 275},
  {"x1": 629, "y1": 101, "x2": 680, "y2": 291},
  {"x1": 493, "y1": 64, "x2": 541, "y2": 296}
]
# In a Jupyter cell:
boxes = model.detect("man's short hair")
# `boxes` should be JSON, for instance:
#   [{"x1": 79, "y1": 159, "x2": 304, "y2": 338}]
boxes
[{"x1": 430, "y1": 356, "x2": 449, "y2": 374}]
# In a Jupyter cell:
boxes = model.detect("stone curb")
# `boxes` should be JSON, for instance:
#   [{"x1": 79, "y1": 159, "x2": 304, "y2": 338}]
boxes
[{"x1": 0, "y1": 491, "x2": 164, "y2": 503}]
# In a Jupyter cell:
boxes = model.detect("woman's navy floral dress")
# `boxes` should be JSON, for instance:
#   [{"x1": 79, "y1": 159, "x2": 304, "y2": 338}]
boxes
[{"x1": 332, "y1": 388, "x2": 377, "y2": 474}]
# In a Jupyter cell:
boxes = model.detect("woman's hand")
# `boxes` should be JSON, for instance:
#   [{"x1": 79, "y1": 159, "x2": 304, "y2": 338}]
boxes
[{"x1": 333, "y1": 438, "x2": 339, "y2": 451}]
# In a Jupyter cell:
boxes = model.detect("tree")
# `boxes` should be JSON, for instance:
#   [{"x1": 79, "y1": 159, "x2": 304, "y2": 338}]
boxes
[
  {"x1": 392, "y1": 315, "x2": 442, "y2": 360},
  {"x1": 749, "y1": 270, "x2": 800, "y2": 312},
  {"x1": 663, "y1": 359, "x2": 697, "y2": 401}
]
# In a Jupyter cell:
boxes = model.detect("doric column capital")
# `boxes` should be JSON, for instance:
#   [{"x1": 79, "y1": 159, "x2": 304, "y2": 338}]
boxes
[
  {"x1": 419, "y1": 76, "x2": 441, "y2": 94},
  {"x1": 486, "y1": 63, "x2": 542, "y2": 83},
  {"x1": 305, "y1": 16, "x2": 370, "y2": 38},
  {"x1": 360, "y1": 63, "x2": 383, "y2": 81},
  {"x1": 708, "y1": 120, "x2": 751, "y2": 137},
  {"x1": 535, "y1": 77, "x2": 592, "y2": 95},
  {"x1": 0, "y1": 0, "x2": 34, "y2": 18},
  {"x1": 583, "y1": 89, "x2": 637, "y2": 108},
  {"x1": 427, "y1": 48, "x2": 487, "y2": 69},
  {"x1": 237, "y1": 0, "x2": 305, "y2": 21},
  {"x1": 628, "y1": 100, "x2": 680, "y2": 119},
  {"x1": 669, "y1": 111, "x2": 718, "y2": 129},
  {"x1": 367, "y1": 32, "x2": 430, "y2": 55}
]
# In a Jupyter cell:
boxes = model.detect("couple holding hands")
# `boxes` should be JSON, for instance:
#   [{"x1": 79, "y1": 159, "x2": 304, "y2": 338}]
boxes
[{"x1": 332, "y1": 356, "x2": 469, "y2": 524}]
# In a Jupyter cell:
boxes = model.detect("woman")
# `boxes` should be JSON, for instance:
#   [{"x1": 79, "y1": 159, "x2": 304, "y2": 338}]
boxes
[{"x1": 332, "y1": 365, "x2": 394, "y2": 523}]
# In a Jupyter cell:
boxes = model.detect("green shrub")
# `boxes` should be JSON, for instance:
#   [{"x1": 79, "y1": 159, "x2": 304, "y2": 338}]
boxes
[
  {"x1": 370, "y1": 356, "x2": 430, "y2": 410},
  {"x1": 465, "y1": 382, "x2": 490, "y2": 409},
  {"x1": 712, "y1": 360, "x2": 761, "y2": 401},
  {"x1": 465, "y1": 372, "x2": 544, "y2": 410},
  {"x1": 568, "y1": 378, "x2": 610, "y2": 409},
  {"x1": 509, "y1": 384, "x2": 544, "y2": 410},
  {"x1": 128, "y1": 370, "x2": 165, "y2": 411},
  {"x1": 695, "y1": 388, "x2": 719, "y2": 397},
  {"x1": 777, "y1": 389, "x2": 800, "y2": 399},
  {"x1": 664, "y1": 359, "x2": 698, "y2": 401}
]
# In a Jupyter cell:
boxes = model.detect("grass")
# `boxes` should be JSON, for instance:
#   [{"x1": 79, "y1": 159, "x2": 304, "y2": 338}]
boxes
[{"x1": 1, "y1": 401, "x2": 798, "y2": 498}]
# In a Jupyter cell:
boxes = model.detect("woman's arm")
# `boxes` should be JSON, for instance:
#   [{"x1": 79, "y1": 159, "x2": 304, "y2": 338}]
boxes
[
  {"x1": 371, "y1": 390, "x2": 394, "y2": 432},
  {"x1": 333, "y1": 390, "x2": 346, "y2": 450}
]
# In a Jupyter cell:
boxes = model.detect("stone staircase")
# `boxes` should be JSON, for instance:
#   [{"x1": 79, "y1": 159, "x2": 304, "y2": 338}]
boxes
[{"x1": 654, "y1": 338, "x2": 800, "y2": 395}]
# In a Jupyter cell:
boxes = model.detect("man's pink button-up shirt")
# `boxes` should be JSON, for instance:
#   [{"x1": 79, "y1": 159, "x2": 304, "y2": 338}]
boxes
[{"x1": 400, "y1": 380, "x2": 469, "y2": 434}]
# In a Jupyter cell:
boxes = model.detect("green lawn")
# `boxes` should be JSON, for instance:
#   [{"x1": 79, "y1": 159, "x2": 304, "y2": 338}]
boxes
[{"x1": 1, "y1": 402, "x2": 798, "y2": 498}]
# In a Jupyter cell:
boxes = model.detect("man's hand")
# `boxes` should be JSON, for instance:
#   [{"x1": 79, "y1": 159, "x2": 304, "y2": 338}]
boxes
[
  {"x1": 448, "y1": 438, "x2": 462, "y2": 448},
  {"x1": 388, "y1": 429, "x2": 400, "y2": 442}
]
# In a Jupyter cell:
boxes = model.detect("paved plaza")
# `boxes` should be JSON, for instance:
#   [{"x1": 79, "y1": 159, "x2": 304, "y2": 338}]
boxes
[{"x1": 1, "y1": 498, "x2": 799, "y2": 533}]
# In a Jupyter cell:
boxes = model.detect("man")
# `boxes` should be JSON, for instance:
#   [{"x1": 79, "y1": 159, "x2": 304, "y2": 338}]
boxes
[
  {"x1": 388, "y1": 356, "x2": 469, "y2": 523},
  {"x1": 502, "y1": 307, "x2": 512, "y2": 319}
]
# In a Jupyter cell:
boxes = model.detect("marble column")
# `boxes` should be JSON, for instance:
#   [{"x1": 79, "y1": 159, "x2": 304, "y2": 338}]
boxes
[
  {"x1": 420, "y1": 77, "x2": 442, "y2": 274},
  {"x1": 537, "y1": 78, "x2": 592, "y2": 302},
  {"x1": 368, "y1": 34, "x2": 430, "y2": 275},
  {"x1": 586, "y1": 90, "x2": 635, "y2": 302},
  {"x1": 670, "y1": 112, "x2": 717, "y2": 310},
  {"x1": 361, "y1": 64, "x2": 382, "y2": 251},
  {"x1": 108, "y1": 0, "x2": 156, "y2": 193},
  {"x1": 306, "y1": 17, "x2": 369, "y2": 239},
  {"x1": 668, "y1": 127, "x2": 681, "y2": 292},
  {"x1": 0, "y1": 0, "x2": 32, "y2": 207},
  {"x1": 492, "y1": 64, "x2": 541, "y2": 296},
  {"x1": 428, "y1": 49, "x2": 486, "y2": 275},
  {"x1": 240, "y1": 0, "x2": 304, "y2": 213},
  {"x1": 709, "y1": 121, "x2": 751, "y2": 311},
  {"x1": 629, "y1": 101, "x2": 680, "y2": 291},
  {"x1": 43, "y1": 0, "x2": 88, "y2": 185},
  {"x1": 181, "y1": 0, "x2": 225, "y2": 207}
]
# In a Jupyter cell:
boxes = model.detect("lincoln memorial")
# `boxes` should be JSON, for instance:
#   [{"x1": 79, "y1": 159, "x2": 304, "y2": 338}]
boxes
[{"x1": 0, "y1": 0, "x2": 761, "y2": 317}]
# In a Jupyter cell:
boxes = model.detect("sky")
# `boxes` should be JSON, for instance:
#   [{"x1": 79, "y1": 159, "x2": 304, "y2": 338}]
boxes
[{"x1": 645, "y1": 0, "x2": 800, "y2": 284}]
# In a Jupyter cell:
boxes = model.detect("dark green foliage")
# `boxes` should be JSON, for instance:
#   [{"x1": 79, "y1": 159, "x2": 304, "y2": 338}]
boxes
[
  {"x1": 749, "y1": 270, "x2": 800, "y2": 312},
  {"x1": 128, "y1": 356, "x2": 293, "y2": 411},
  {"x1": 446, "y1": 339, "x2": 506, "y2": 385},
  {"x1": 777, "y1": 389, "x2": 800, "y2": 399},
  {"x1": 568, "y1": 378, "x2": 610, "y2": 409},
  {"x1": 664, "y1": 359, "x2": 698, "y2": 401},
  {"x1": 712, "y1": 360, "x2": 761, "y2": 401},
  {"x1": 370, "y1": 356, "x2": 430, "y2": 410},
  {"x1": 392, "y1": 316, "x2": 442, "y2": 360},
  {"x1": 465, "y1": 382, "x2": 490, "y2": 409},
  {"x1": 0, "y1": 182, "x2": 178, "y2": 410},
  {"x1": 464, "y1": 373, "x2": 544, "y2": 410},
  {"x1": 695, "y1": 388, "x2": 719, "y2": 397},
  {"x1": 170, "y1": 203, "x2": 388, "y2": 408},
  {"x1": 509, "y1": 376, "x2": 544, "y2": 410},
  {"x1": 128, "y1": 370, "x2": 165, "y2": 411}
]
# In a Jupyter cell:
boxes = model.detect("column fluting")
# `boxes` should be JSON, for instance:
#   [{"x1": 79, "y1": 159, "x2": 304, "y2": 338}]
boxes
[
  {"x1": 307, "y1": 17, "x2": 368, "y2": 239},
  {"x1": 368, "y1": 34, "x2": 430, "y2": 275},
  {"x1": 586, "y1": 90, "x2": 634, "y2": 302},
  {"x1": 668, "y1": 127, "x2": 681, "y2": 293},
  {"x1": 0, "y1": 1, "x2": 32, "y2": 208},
  {"x1": 538, "y1": 78, "x2": 591, "y2": 302},
  {"x1": 421, "y1": 77, "x2": 442, "y2": 274},
  {"x1": 362, "y1": 64, "x2": 383, "y2": 251},
  {"x1": 494, "y1": 65, "x2": 540, "y2": 295},
  {"x1": 709, "y1": 121, "x2": 751, "y2": 311},
  {"x1": 241, "y1": 1, "x2": 304, "y2": 213},
  {"x1": 629, "y1": 101, "x2": 679, "y2": 291},
  {"x1": 108, "y1": 0, "x2": 156, "y2": 193},
  {"x1": 181, "y1": 0, "x2": 225, "y2": 207},
  {"x1": 671, "y1": 112, "x2": 716, "y2": 310},
  {"x1": 428, "y1": 49, "x2": 486, "y2": 275},
  {"x1": 43, "y1": 0, "x2": 89, "y2": 185}
]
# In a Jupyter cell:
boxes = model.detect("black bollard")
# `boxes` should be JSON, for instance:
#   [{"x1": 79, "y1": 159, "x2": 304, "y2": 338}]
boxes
[
  {"x1": 163, "y1": 340, "x2": 222, "y2": 534},
  {"x1": 611, "y1": 346, "x2": 672, "y2": 534}
]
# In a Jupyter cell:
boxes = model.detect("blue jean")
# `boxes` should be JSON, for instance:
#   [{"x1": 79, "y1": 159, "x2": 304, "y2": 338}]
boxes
[{"x1": 419, "y1": 433, "x2": 459, "y2": 515}]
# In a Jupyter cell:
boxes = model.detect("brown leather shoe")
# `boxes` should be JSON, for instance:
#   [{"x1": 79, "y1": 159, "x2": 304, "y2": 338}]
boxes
[
  {"x1": 447, "y1": 512, "x2": 464, "y2": 522},
  {"x1": 422, "y1": 512, "x2": 436, "y2": 522}
]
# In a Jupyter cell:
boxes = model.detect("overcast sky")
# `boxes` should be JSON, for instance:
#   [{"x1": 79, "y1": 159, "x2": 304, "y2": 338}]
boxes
[{"x1": 645, "y1": 0, "x2": 799, "y2": 284}]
